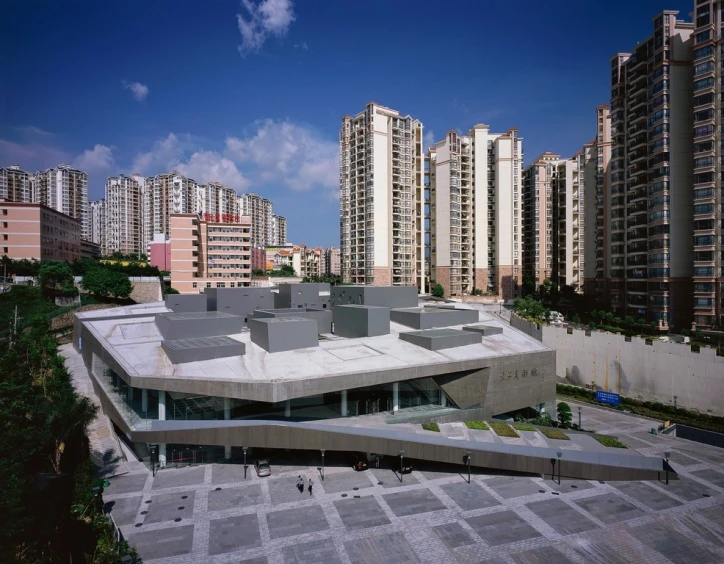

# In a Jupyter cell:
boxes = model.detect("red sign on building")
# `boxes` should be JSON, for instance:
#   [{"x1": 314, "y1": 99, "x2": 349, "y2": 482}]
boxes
[{"x1": 204, "y1": 213, "x2": 240, "y2": 223}]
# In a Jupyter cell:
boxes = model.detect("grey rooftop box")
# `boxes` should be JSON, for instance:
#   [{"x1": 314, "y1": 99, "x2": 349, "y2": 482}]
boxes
[
  {"x1": 399, "y1": 328, "x2": 482, "y2": 351},
  {"x1": 248, "y1": 317, "x2": 319, "y2": 353},
  {"x1": 155, "y1": 311, "x2": 243, "y2": 340},
  {"x1": 331, "y1": 285, "x2": 417, "y2": 309},
  {"x1": 333, "y1": 305, "x2": 390, "y2": 338},
  {"x1": 250, "y1": 308, "x2": 332, "y2": 334},
  {"x1": 274, "y1": 283, "x2": 330, "y2": 310},
  {"x1": 164, "y1": 294, "x2": 208, "y2": 313},
  {"x1": 463, "y1": 324, "x2": 504, "y2": 336},
  {"x1": 205, "y1": 287, "x2": 275, "y2": 325},
  {"x1": 161, "y1": 336, "x2": 245, "y2": 364},
  {"x1": 390, "y1": 307, "x2": 479, "y2": 329}
]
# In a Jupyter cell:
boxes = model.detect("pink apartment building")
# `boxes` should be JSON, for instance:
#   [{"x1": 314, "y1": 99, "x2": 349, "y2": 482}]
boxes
[
  {"x1": 1, "y1": 199, "x2": 82, "y2": 261},
  {"x1": 149, "y1": 234, "x2": 171, "y2": 271},
  {"x1": 170, "y1": 213, "x2": 252, "y2": 294}
]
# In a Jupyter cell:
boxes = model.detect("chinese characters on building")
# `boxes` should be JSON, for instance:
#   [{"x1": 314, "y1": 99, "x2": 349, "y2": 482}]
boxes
[
  {"x1": 204, "y1": 213, "x2": 240, "y2": 223},
  {"x1": 500, "y1": 368, "x2": 546, "y2": 381}
]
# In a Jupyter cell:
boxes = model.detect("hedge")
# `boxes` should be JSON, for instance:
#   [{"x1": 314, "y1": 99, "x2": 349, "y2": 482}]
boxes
[
  {"x1": 489, "y1": 421, "x2": 520, "y2": 438},
  {"x1": 594, "y1": 435, "x2": 628, "y2": 448},
  {"x1": 422, "y1": 422, "x2": 440, "y2": 432},
  {"x1": 465, "y1": 420, "x2": 489, "y2": 430}
]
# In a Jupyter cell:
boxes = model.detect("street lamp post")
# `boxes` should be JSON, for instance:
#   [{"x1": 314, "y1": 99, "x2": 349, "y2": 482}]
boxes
[
  {"x1": 556, "y1": 451, "x2": 562, "y2": 485},
  {"x1": 466, "y1": 451, "x2": 472, "y2": 484},
  {"x1": 321, "y1": 449, "x2": 326, "y2": 481},
  {"x1": 399, "y1": 450, "x2": 405, "y2": 483},
  {"x1": 578, "y1": 406, "x2": 582, "y2": 430},
  {"x1": 243, "y1": 447, "x2": 248, "y2": 480},
  {"x1": 664, "y1": 451, "x2": 670, "y2": 485},
  {"x1": 673, "y1": 396, "x2": 677, "y2": 414}
]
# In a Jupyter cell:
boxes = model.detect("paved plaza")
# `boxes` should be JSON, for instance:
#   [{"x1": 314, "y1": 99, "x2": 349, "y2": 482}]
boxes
[{"x1": 103, "y1": 402, "x2": 724, "y2": 564}]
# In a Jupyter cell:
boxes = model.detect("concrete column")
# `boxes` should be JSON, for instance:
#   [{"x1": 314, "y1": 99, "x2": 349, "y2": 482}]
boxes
[
  {"x1": 224, "y1": 397, "x2": 232, "y2": 460},
  {"x1": 285, "y1": 400, "x2": 291, "y2": 417},
  {"x1": 393, "y1": 382, "x2": 399, "y2": 413},
  {"x1": 440, "y1": 392, "x2": 447, "y2": 408},
  {"x1": 126, "y1": 385, "x2": 133, "y2": 403},
  {"x1": 159, "y1": 443, "x2": 167, "y2": 468},
  {"x1": 341, "y1": 390, "x2": 348, "y2": 417},
  {"x1": 158, "y1": 391, "x2": 166, "y2": 421},
  {"x1": 141, "y1": 389, "x2": 148, "y2": 413}
]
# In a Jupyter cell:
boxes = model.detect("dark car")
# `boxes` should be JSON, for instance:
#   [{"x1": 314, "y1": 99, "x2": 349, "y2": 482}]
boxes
[
  {"x1": 400, "y1": 464, "x2": 413, "y2": 474},
  {"x1": 351, "y1": 454, "x2": 369, "y2": 471}
]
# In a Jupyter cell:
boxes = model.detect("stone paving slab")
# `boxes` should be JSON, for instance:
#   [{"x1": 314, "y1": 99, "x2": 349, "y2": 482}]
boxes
[
  {"x1": 647, "y1": 477, "x2": 717, "y2": 501},
  {"x1": 609, "y1": 480, "x2": 682, "y2": 511},
  {"x1": 282, "y1": 538, "x2": 343, "y2": 564},
  {"x1": 105, "y1": 495, "x2": 142, "y2": 527},
  {"x1": 370, "y1": 467, "x2": 419, "y2": 487},
  {"x1": 266, "y1": 504, "x2": 329, "y2": 539},
  {"x1": 211, "y1": 463, "x2": 252, "y2": 485},
  {"x1": 345, "y1": 531, "x2": 420, "y2": 564},
  {"x1": 126, "y1": 523, "x2": 194, "y2": 560},
  {"x1": 106, "y1": 473, "x2": 148, "y2": 496},
  {"x1": 440, "y1": 481, "x2": 501, "y2": 511},
  {"x1": 677, "y1": 514, "x2": 724, "y2": 547},
  {"x1": 382, "y1": 488, "x2": 446, "y2": 517},
  {"x1": 572, "y1": 493, "x2": 645, "y2": 524},
  {"x1": 320, "y1": 469, "x2": 375, "y2": 494},
  {"x1": 525, "y1": 498, "x2": 599, "y2": 535},
  {"x1": 268, "y1": 475, "x2": 314, "y2": 504},
  {"x1": 151, "y1": 466, "x2": 205, "y2": 489},
  {"x1": 653, "y1": 450, "x2": 701, "y2": 467},
  {"x1": 334, "y1": 496, "x2": 390, "y2": 531},
  {"x1": 627, "y1": 520, "x2": 722, "y2": 564},
  {"x1": 509, "y1": 545, "x2": 574, "y2": 564},
  {"x1": 207, "y1": 484, "x2": 263, "y2": 512},
  {"x1": 485, "y1": 477, "x2": 544, "y2": 499},
  {"x1": 208, "y1": 513, "x2": 262, "y2": 555},
  {"x1": 618, "y1": 435, "x2": 655, "y2": 450},
  {"x1": 144, "y1": 490, "x2": 196, "y2": 524},
  {"x1": 432, "y1": 521, "x2": 475, "y2": 549},
  {"x1": 690, "y1": 468, "x2": 724, "y2": 489},
  {"x1": 465, "y1": 510, "x2": 542, "y2": 546},
  {"x1": 544, "y1": 478, "x2": 595, "y2": 493}
]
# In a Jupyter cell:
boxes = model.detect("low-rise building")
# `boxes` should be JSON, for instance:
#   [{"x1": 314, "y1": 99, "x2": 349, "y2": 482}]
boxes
[
  {"x1": 149, "y1": 233, "x2": 171, "y2": 271},
  {"x1": 170, "y1": 213, "x2": 252, "y2": 294},
  {"x1": 1, "y1": 199, "x2": 82, "y2": 261}
]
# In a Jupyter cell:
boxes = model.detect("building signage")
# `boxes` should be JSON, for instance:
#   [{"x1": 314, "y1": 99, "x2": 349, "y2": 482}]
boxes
[
  {"x1": 204, "y1": 213, "x2": 240, "y2": 223},
  {"x1": 595, "y1": 391, "x2": 620, "y2": 406},
  {"x1": 500, "y1": 368, "x2": 546, "y2": 381}
]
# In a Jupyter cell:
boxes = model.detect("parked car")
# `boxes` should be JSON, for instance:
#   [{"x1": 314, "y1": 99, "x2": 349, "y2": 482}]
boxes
[
  {"x1": 351, "y1": 454, "x2": 369, "y2": 471},
  {"x1": 254, "y1": 459, "x2": 271, "y2": 477},
  {"x1": 400, "y1": 464, "x2": 414, "y2": 475}
]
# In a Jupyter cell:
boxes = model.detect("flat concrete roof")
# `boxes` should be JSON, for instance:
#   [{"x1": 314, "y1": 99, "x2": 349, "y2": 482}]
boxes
[{"x1": 81, "y1": 303, "x2": 551, "y2": 385}]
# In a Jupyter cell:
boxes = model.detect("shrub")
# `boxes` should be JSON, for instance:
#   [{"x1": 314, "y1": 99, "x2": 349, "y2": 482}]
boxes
[
  {"x1": 465, "y1": 420, "x2": 489, "y2": 430},
  {"x1": 594, "y1": 435, "x2": 628, "y2": 448},
  {"x1": 539, "y1": 428, "x2": 570, "y2": 440},
  {"x1": 557, "y1": 402, "x2": 573, "y2": 428},
  {"x1": 422, "y1": 422, "x2": 440, "y2": 432},
  {"x1": 489, "y1": 421, "x2": 520, "y2": 438},
  {"x1": 431, "y1": 283, "x2": 445, "y2": 298},
  {"x1": 512, "y1": 423, "x2": 536, "y2": 431}
]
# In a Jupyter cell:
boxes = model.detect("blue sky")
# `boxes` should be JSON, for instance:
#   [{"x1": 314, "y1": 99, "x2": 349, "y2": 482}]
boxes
[{"x1": 0, "y1": 0, "x2": 692, "y2": 247}]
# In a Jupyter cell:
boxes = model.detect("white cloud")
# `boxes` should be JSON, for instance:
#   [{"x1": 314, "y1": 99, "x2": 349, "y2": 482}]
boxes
[
  {"x1": 122, "y1": 80, "x2": 149, "y2": 102},
  {"x1": 423, "y1": 129, "x2": 436, "y2": 151},
  {"x1": 294, "y1": 41, "x2": 308, "y2": 50},
  {"x1": 225, "y1": 119, "x2": 338, "y2": 193},
  {"x1": 74, "y1": 144, "x2": 115, "y2": 173},
  {"x1": 14, "y1": 125, "x2": 53, "y2": 137},
  {"x1": 237, "y1": 0, "x2": 295, "y2": 56},
  {"x1": 131, "y1": 133, "x2": 249, "y2": 191}
]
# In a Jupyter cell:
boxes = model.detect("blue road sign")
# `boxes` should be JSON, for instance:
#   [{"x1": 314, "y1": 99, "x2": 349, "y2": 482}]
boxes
[{"x1": 595, "y1": 391, "x2": 621, "y2": 406}]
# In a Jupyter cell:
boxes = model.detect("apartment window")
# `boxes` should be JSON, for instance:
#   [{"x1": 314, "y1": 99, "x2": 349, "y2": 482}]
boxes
[
  {"x1": 206, "y1": 282, "x2": 211, "y2": 288},
  {"x1": 694, "y1": 78, "x2": 714, "y2": 91},
  {"x1": 2, "y1": 247, "x2": 7, "y2": 253},
  {"x1": 192, "y1": 282, "x2": 197, "y2": 289},
  {"x1": 695, "y1": 30, "x2": 711, "y2": 44},
  {"x1": 2, "y1": 234, "x2": 6, "y2": 240},
  {"x1": 694, "y1": 45, "x2": 714, "y2": 60},
  {"x1": 1, "y1": 209, "x2": 6, "y2": 216}
]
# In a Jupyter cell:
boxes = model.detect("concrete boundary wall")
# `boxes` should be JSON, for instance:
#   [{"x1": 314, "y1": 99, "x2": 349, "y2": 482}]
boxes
[{"x1": 511, "y1": 313, "x2": 724, "y2": 414}]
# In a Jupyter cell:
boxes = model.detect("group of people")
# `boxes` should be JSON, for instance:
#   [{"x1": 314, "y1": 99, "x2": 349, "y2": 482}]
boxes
[{"x1": 297, "y1": 475, "x2": 313, "y2": 495}]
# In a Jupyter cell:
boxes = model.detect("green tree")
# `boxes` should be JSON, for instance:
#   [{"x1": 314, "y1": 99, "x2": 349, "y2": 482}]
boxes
[
  {"x1": 38, "y1": 261, "x2": 77, "y2": 298},
  {"x1": 81, "y1": 266, "x2": 133, "y2": 299},
  {"x1": 431, "y1": 283, "x2": 445, "y2": 298},
  {"x1": 557, "y1": 402, "x2": 573, "y2": 428},
  {"x1": 252, "y1": 268, "x2": 266, "y2": 277},
  {"x1": 164, "y1": 286, "x2": 180, "y2": 295}
]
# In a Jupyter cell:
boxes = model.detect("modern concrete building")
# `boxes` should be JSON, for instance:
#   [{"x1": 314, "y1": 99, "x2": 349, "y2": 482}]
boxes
[
  {"x1": 1, "y1": 199, "x2": 82, "y2": 261},
  {"x1": 105, "y1": 175, "x2": 147, "y2": 256},
  {"x1": 608, "y1": 10, "x2": 694, "y2": 330},
  {"x1": 584, "y1": 105, "x2": 613, "y2": 297},
  {"x1": 271, "y1": 214, "x2": 287, "y2": 246},
  {"x1": 32, "y1": 164, "x2": 89, "y2": 240},
  {"x1": 239, "y1": 193, "x2": 273, "y2": 247},
  {"x1": 169, "y1": 213, "x2": 252, "y2": 294},
  {"x1": 427, "y1": 127, "x2": 523, "y2": 298},
  {"x1": 0, "y1": 165, "x2": 32, "y2": 203},
  {"x1": 691, "y1": 0, "x2": 723, "y2": 329},
  {"x1": 340, "y1": 102, "x2": 426, "y2": 292}
]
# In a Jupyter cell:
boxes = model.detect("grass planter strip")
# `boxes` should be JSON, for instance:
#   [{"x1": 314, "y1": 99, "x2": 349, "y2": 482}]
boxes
[
  {"x1": 512, "y1": 423, "x2": 536, "y2": 431},
  {"x1": 489, "y1": 421, "x2": 520, "y2": 438},
  {"x1": 594, "y1": 435, "x2": 628, "y2": 448},
  {"x1": 539, "y1": 428, "x2": 570, "y2": 440},
  {"x1": 465, "y1": 420, "x2": 489, "y2": 430},
  {"x1": 421, "y1": 422, "x2": 440, "y2": 432}
]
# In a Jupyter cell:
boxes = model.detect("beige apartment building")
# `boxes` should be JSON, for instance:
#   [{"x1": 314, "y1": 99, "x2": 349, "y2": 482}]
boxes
[
  {"x1": 271, "y1": 214, "x2": 287, "y2": 246},
  {"x1": 340, "y1": 102, "x2": 425, "y2": 291},
  {"x1": 89, "y1": 199, "x2": 106, "y2": 251},
  {"x1": 326, "y1": 246, "x2": 341, "y2": 276},
  {"x1": 32, "y1": 164, "x2": 89, "y2": 240},
  {"x1": 105, "y1": 175, "x2": 146, "y2": 256},
  {"x1": 203, "y1": 182, "x2": 237, "y2": 223},
  {"x1": 0, "y1": 165, "x2": 32, "y2": 203},
  {"x1": 583, "y1": 106, "x2": 613, "y2": 297},
  {"x1": 239, "y1": 193, "x2": 272, "y2": 248},
  {"x1": 170, "y1": 213, "x2": 252, "y2": 294},
  {"x1": 1, "y1": 199, "x2": 82, "y2": 261},
  {"x1": 427, "y1": 127, "x2": 523, "y2": 298},
  {"x1": 608, "y1": 10, "x2": 694, "y2": 330},
  {"x1": 691, "y1": 0, "x2": 723, "y2": 329},
  {"x1": 551, "y1": 155, "x2": 586, "y2": 292}
]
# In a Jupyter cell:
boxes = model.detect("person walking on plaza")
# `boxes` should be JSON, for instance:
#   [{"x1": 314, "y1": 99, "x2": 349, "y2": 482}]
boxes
[
  {"x1": 308, "y1": 477, "x2": 313, "y2": 496},
  {"x1": 297, "y1": 476, "x2": 303, "y2": 493}
]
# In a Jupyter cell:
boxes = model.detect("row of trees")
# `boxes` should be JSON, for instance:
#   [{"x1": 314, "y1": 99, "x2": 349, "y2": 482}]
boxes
[
  {"x1": 37, "y1": 262, "x2": 133, "y2": 301},
  {"x1": 2, "y1": 256, "x2": 161, "y2": 279}
]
